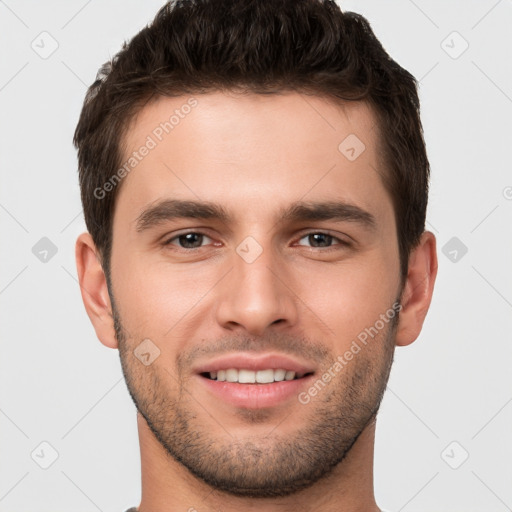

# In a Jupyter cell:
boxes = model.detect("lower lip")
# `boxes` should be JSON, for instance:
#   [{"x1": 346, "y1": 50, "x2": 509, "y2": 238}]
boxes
[{"x1": 197, "y1": 374, "x2": 315, "y2": 409}]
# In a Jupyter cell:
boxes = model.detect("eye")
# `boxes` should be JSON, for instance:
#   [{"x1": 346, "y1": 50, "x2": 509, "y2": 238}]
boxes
[
  {"x1": 164, "y1": 232, "x2": 213, "y2": 249},
  {"x1": 162, "y1": 231, "x2": 349, "y2": 251},
  {"x1": 296, "y1": 232, "x2": 348, "y2": 249}
]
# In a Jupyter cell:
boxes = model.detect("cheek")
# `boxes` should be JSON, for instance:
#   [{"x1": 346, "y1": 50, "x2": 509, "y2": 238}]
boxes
[
  {"x1": 111, "y1": 255, "x2": 215, "y2": 337},
  {"x1": 300, "y1": 251, "x2": 399, "y2": 345}
]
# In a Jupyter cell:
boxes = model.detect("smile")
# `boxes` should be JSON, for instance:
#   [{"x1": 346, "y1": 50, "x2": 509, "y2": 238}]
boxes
[{"x1": 204, "y1": 368, "x2": 311, "y2": 383}]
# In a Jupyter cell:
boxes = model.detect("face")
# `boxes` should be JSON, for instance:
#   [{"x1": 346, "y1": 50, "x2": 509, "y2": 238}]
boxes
[{"x1": 109, "y1": 91, "x2": 402, "y2": 497}]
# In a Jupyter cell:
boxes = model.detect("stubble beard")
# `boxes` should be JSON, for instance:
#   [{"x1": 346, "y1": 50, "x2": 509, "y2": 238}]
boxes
[{"x1": 114, "y1": 304, "x2": 397, "y2": 498}]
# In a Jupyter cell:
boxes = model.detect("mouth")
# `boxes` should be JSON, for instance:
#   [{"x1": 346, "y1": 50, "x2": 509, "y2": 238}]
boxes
[
  {"x1": 201, "y1": 368, "x2": 314, "y2": 383},
  {"x1": 194, "y1": 353, "x2": 316, "y2": 409}
]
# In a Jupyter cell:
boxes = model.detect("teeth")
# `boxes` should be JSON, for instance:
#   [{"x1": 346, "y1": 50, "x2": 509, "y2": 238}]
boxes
[
  {"x1": 273, "y1": 369, "x2": 286, "y2": 381},
  {"x1": 208, "y1": 368, "x2": 299, "y2": 383},
  {"x1": 239, "y1": 369, "x2": 256, "y2": 383},
  {"x1": 226, "y1": 368, "x2": 238, "y2": 382},
  {"x1": 256, "y1": 369, "x2": 274, "y2": 383}
]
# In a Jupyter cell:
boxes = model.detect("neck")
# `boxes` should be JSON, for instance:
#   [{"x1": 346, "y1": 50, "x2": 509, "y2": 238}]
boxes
[{"x1": 135, "y1": 412, "x2": 381, "y2": 512}]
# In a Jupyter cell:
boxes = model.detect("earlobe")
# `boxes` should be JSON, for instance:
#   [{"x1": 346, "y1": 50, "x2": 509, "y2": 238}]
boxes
[
  {"x1": 75, "y1": 232, "x2": 118, "y2": 349},
  {"x1": 395, "y1": 231, "x2": 438, "y2": 347}
]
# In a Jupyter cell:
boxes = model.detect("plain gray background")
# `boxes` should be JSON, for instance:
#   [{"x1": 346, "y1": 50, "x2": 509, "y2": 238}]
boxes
[{"x1": 1, "y1": 1, "x2": 511, "y2": 511}]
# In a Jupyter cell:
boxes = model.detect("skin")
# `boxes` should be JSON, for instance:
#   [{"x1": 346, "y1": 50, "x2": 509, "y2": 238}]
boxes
[{"x1": 76, "y1": 91, "x2": 437, "y2": 512}]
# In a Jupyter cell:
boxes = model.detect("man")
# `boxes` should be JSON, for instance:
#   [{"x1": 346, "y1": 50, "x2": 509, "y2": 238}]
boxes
[{"x1": 73, "y1": 0, "x2": 437, "y2": 510}]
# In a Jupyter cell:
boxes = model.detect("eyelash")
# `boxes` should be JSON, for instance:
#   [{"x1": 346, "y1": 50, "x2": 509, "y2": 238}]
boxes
[{"x1": 162, "y1": 230, "x2": 350, "y2": 251}]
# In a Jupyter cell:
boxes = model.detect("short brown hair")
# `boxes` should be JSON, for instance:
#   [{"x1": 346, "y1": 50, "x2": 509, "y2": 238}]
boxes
[{"x1": 74, "y1": 0, "x2": 430, "y2": 280}]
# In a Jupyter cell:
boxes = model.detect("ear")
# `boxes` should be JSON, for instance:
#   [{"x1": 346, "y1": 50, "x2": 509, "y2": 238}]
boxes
[
  {"x1": 75, "y1": 232, "x2": 118, "y2": 349},
  {"x1": 395, "y1": 231, "x2": 438, "y2": 347}
]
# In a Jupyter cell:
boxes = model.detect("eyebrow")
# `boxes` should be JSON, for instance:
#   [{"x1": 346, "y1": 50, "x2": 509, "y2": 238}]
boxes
[{"x1": 135, "y1": 198, "x2": 377, "y2": 233}]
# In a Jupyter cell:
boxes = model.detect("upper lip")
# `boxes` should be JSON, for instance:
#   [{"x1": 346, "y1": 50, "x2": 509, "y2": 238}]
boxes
[{"x1": 193, "y1": 352, "x2": 316, "y2": 375}]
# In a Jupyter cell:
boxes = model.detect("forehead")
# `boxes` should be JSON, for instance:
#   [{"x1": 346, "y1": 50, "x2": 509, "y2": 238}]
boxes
[{"x1": 116, "y1": 91, "x2": 391, "y2": 226}]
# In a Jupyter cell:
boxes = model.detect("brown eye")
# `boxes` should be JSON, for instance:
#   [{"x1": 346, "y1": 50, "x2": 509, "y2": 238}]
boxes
[
  {"x1": 165, "y1": 232, "x2": 212, "y2": 249},
  {"x1": 297, "y1": 232, "x2": 347, "y2": 248}
]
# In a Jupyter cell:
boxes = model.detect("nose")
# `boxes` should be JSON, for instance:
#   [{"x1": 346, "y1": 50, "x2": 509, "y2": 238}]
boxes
[{"x1": 215, "y1": 243, "x2": 299, "y2": 337}]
